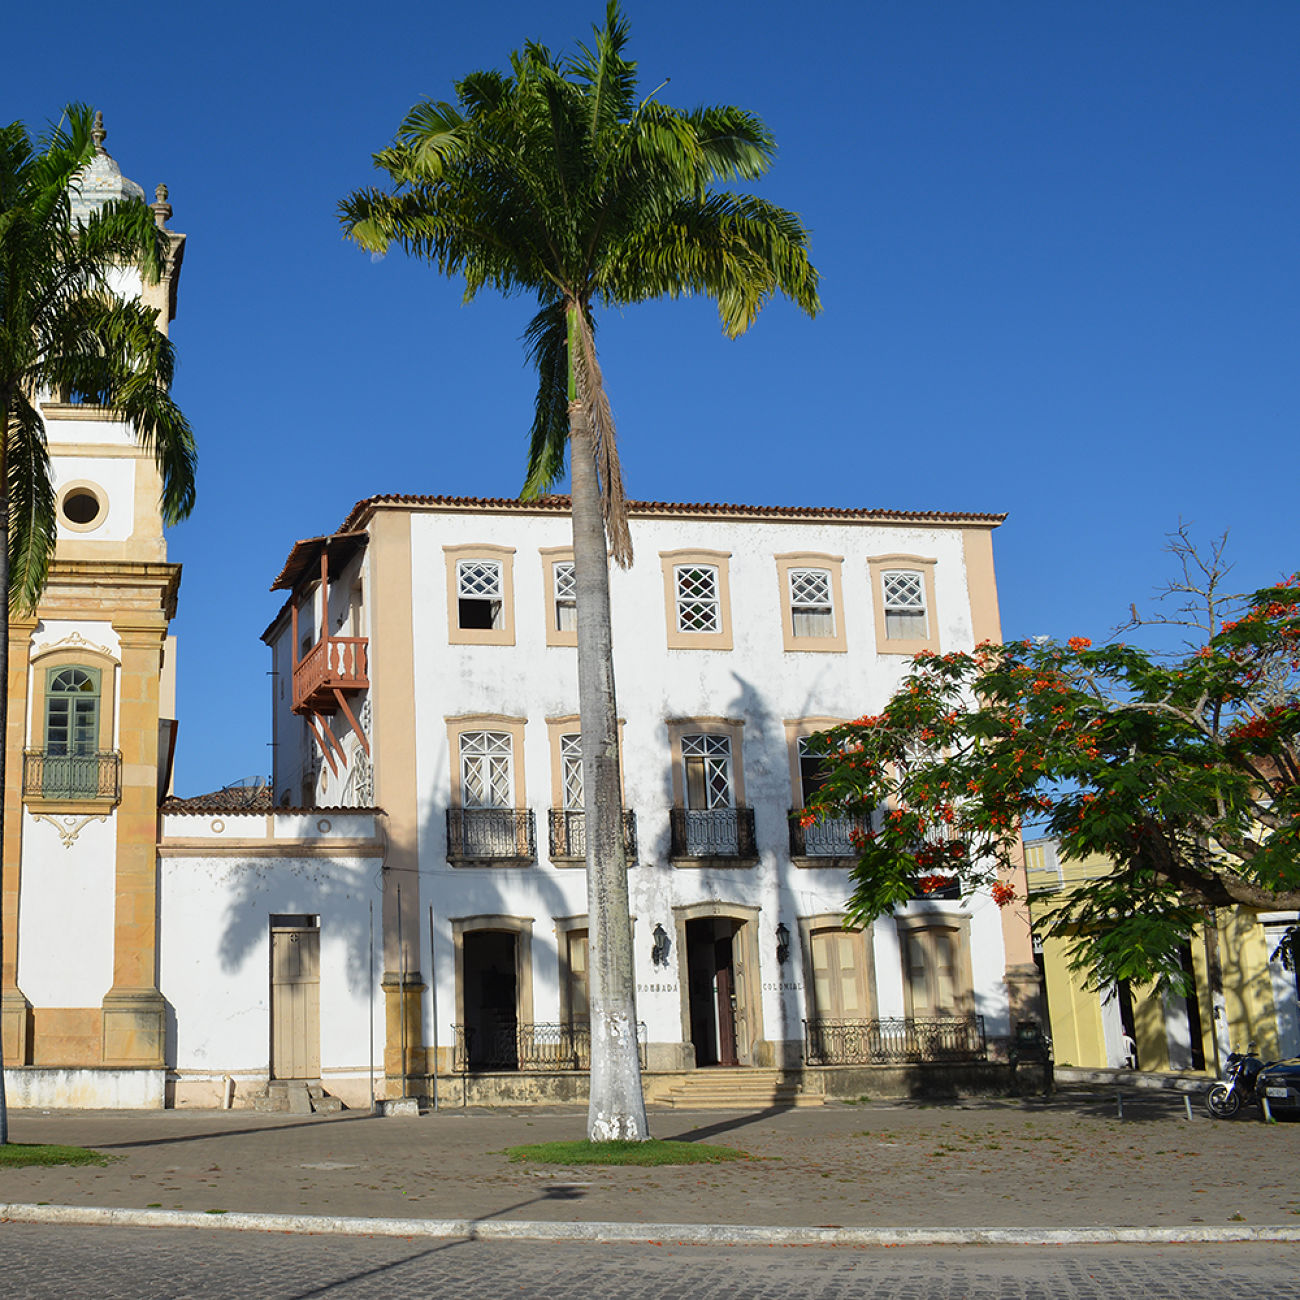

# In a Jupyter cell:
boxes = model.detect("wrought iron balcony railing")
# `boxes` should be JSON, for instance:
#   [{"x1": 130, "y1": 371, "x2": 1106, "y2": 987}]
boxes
[
  {"x1": 669, "y1": 807, "x2": 758, "y2": 859},
  {"x1": 452, "y1": 1020, "x2": 648, "y2": 1072},
  {"x1": 446, "y1": 808, "x2": 536, "y2": 863},
  {"x1": 547, "y1": 809, "x2": 638, "y2": 862},
  {"x1": 22, "y1": 749, "x2": 121, "y2": 802},
  {"x1": 788, "y1": 810, "x2": 872, "y2": 859},
  {"x1": 802, "y1": 1015, "x2": 987, "y2": 1066}
]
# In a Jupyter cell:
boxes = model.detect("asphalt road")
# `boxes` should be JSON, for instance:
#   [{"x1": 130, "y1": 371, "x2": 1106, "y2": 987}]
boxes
[{"x1": 0, "y1": 1226, "x2": 1298, "y2": 1298}]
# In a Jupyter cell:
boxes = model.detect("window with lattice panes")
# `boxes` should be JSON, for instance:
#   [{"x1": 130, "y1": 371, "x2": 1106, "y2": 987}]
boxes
[
  {"x1": 797, "y1": 736, "x2": 832, "y2": 802},
  {"x1": 553, "y1": 561, "x2": 577, "y2": 633},
  {"x1": 681, "y1": 733, "x2": 733, "y2": 809},
  {"x1": 882, "y1": 570, "x2": 927, "y2": 640},
  {"x1": 457, "y1": 559, "x2": 503, "y2": 631},
  {"x1": 903, "y1": 926, "x2": 965, "y2": 1016},
  {"x1": 43, "y1": 665, "x2": 102, "y2": 798},
  {"x1": 460, "y1": 730, "x2": 513, "y2": 807},
  {"x1": 789, "y1": 568, "x2": 834, "y2": 638},
  {"x1": 674, "y1": 565, "x2": 720, "y2": 633},
  {"x1": 559, "y1": 732, "x2": 583, "y2": 810}
]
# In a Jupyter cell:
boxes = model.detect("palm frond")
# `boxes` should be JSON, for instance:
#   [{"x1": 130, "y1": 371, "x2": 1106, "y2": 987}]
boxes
[
  {"x1": 521, "y1": 299, "x2": 570, "y2": 498},
  {"x1": 5, "y1": 395, "x2": 54, "y2": 614}
]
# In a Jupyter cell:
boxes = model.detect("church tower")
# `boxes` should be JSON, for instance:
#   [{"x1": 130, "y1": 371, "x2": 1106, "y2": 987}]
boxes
[{"x1": 2, "y1": 115, "x2": 186, "y2": 1106}]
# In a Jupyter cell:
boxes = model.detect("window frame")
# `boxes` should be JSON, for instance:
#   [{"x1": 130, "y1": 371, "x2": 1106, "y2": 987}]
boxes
[
  {"x1": 25, "y1": 646, "x2": 119, "y2": 811},
  {"x1": 660, "y1": 549, "x2": 733, "y2": 650},
  {"x1": 444, "y1": 543, "x2": 516, "y2": 646},
  {"x1": 895, "y1": 914, "x2": 975, "y2": 1018},
  {"x1": 775, "y1": 553, "x2": 846, "y2": 653},
  {"x1": 868, "y1": 554, "x2": 939, "y2": 656},
  {"x1": 539, "y1": 547, "x2": 578, "y2": 647},
  {"x1": 445, "y1": 714, "x2": 527, "y2": 809},
  {"x1": 798, "y1": 913, "x2": 878, "y2": 1023}
]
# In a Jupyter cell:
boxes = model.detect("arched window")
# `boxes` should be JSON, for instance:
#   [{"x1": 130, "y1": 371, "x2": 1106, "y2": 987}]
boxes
[{"x1": 43, "y1": 666, "x2": 102, "y2": 797}]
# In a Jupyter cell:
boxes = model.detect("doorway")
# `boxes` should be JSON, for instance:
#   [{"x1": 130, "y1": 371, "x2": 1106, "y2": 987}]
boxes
[
  {"x1": 463, "y1": 931, "x2": 519, "y2": 1069},
  {"x1": 270, "y1": 915, "x2": 320, "y2": 1080},
  {"x1": 686, "y1": 917, "x2": 740, "y2": 1067}
]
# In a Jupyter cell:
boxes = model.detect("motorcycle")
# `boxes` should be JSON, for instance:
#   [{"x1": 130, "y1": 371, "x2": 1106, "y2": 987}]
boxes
[{"x1": 1205, "y1": 1044, "x2": 1267, "y2": 1119}]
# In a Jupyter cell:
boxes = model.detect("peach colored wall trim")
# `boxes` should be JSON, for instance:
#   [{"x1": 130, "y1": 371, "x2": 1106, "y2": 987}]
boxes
[
  {"x1": 670, "y1": 901, "x2": 762, "y2": 1065},
  {"x1": 961, "y1": 527, "x2": 1004, "y2": 646},
  {"x1": 544, "y1": 714, "x2": 626, "y2": 808},
  {"x1": 774, "y1": 553, "x2": 847, "y2": 653},
  {"x1": 3, "y1": 619, "x2": 37, "y2": 1003},
  {"x1": 445, "y1": 714, "x2": 528, "y2": 809},
  {"x1": 539, "y1": 547, "x2": 577, "y2": 648},
  {"x1": 450, "y1": 914, "x2": 536, "y2": 1035},
  {"x1": 664, "y1": 717, "x2": 746, "y2": 806},
  {"x1": 660, "y1": 549, "x2": 733, "y2": 651},
  {"x1": 444, "y1": 543, "x2": 516, "y2": 646},
  {"x1": 782, "y1": 717, "x2": 847, "y2": 805},
  {"x1": 867, "y1": 554, "x2": 940, "y2": 656},
  {"x1": 31, "y1": 1008, "x2": 103, "y2": 1067}
]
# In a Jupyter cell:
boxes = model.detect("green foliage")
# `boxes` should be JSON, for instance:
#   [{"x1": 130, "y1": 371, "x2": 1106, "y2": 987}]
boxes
[
  {"x1": 506, "y1": 1138, "x2": 748, "y2": 1166},
  {"x1": 339, "y1": 1, "x2": 820, "y2": 500},
  {"x1": 0, "y1": 105, "x2": 196, "y2": 612},
  {"x1": 0, "y1": 1142, "x2": 110, "y2": 1167},
  {"x1": 804, "y1": 576, "x2": 1300, "y2": 992}
]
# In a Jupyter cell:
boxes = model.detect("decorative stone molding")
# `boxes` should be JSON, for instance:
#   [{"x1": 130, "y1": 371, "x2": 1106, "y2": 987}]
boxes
[{"x1": 30, "y1": 811, "x2": 110, "y2": 849}]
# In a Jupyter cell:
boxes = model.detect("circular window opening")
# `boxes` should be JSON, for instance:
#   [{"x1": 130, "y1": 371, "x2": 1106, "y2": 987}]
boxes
[{"x1": 61, "y1": 489, "x2": 103, "y2": 527}]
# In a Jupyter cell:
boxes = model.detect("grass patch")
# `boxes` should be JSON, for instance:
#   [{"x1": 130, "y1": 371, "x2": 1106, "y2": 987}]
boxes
[
  {"x1": 506, "y1": 1139, "x2": 749, "y2": 1167},
  {"x1": 0, "y1": 1143, "x2": 110, "y2": 1168}
]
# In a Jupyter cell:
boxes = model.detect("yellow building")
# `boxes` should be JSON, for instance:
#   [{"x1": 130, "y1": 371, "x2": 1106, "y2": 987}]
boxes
[{"x1": 1025, "y1": 837, "x2": 1300, "y2": 1075}]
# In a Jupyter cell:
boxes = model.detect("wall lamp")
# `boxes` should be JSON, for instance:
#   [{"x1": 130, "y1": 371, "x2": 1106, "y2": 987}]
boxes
[
  {"x1": 775, "y1": 922, "x2": 791, "y2": 967},
  {"x1": 651, "y1": 923, "x2": 671, "y2": 968}
]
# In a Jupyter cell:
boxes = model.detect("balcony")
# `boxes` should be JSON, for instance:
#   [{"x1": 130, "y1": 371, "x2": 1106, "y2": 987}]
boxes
[
  {"x1": 22, "y1": 749, "x2": 121, "y2": 804},
  {"x1": 788, "y1": 810, "x2": 872, "y2": 864},
  {"x1": 446, "y1": 808, "x2": 536, "y2": 865},
  {"x1": 669, "y1": 807, "x2": 758, "y2": 863},
  {"x1": 547, "y1": 809, "x2": 638, "y2": 864},
  {"x1": 292, "y1": 635, "x2": 369, "y2": 714},
  {"x1": 803, "y1": 1015, "x2": 987, "y2": 1066},
  {"x1": 452, "y1": 1020, "x2": 648, "y2": 1072}
]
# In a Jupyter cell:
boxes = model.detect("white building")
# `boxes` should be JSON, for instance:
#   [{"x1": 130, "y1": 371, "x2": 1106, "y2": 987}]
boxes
[{"x1": 255, "y1": 492, "x2": 1040, "y2": 1104}]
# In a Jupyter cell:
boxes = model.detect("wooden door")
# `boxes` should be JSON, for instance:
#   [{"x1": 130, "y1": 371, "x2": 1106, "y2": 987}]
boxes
[
  {"x1": 272, "y1": 928, "x2": 320, "y2": 1079},
  {"x1": 714, "y1": 938, "x2": 738, "y2": 1066}
]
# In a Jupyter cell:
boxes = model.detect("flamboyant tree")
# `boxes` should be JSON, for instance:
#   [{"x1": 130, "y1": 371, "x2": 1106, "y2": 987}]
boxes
[
  {"x1": 340, "y1": 4, "x2": 819, "y2": 1139},
  {"x1": 0, "y1": 106, "x2": 197, "y2": 1141},
  {"x1": 802, "y1": 570, "x2": 1299, "y2": 994}
]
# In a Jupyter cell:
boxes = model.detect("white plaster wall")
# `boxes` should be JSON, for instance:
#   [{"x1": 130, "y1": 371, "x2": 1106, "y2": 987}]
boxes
[
  {"x1": 44, "y1": 414, "x2": 136, "y2": 449},
  {"x1": 17, "y1": 811, "x2": 116, "y2": 1006},
  {"x1": 51, "y1": 457, "x2": 137, "y2": 542},
  {"x1": 160, "y1": 853, "x2": 383, "y2": 1075},
  {"x1": 394, "y1": 507, "x2": 1005, "y2": 1054}
]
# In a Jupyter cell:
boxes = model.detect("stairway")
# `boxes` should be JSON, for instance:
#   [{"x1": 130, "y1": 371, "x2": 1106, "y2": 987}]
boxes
[
  {"x1": 253, "y1": 1080, "x2": 344, "y2": 1114},
  {"x1": 657, "y1": 1067, "x2": 823, "y2": 1109}
]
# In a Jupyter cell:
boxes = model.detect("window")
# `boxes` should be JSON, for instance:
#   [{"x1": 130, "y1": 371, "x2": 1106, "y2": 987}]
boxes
[
  {"x1": 457, "y1": 559, "x2": 503, "y2": 631},
  {"x1": 559, "y1": 732, "x2": 583, "y2": 810},
  {"x1": 56, "y1": 481, "x2": 107, "y2": 532},
  {"x1": 897, "y1": 919, "x2": 973, "y2": 1018},
  {"x1": 660, "y1": 550, "x2": 733, "y2": 650},
  {"x1": 667, "y1": 722, "x2": 756, "y2": 861},
  {"x1": 553, "y1": 562, "x2": 577, "y2": 634},
  {"x1": 785, "y1": 719, "x2": 870, "y2": 862},
  {"x1": 775, "y1": 553, "x2": 846, "y2": 652},
  {"x1": 444, "y1": 545, "x2": 516, "y2": 645},
  {"x1": 43, "y1": 666, "x2": 102, "y2": 798},
  {"x1": 460, "y1": 730, "x2": 514, "y2": 807},
  {"x1": 883, "y1": 570, "x2": 927, "y2": 640},
  {"x1": 790, "y1": 568, "x2": 834, "y2": 637},
  {"x1": 868, "y1": 555, "x2": 939, "y2": 655}
]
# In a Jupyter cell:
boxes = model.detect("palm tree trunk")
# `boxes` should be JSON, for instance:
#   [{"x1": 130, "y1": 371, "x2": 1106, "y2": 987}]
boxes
[{"x1": 567, "y1": 310, "x2": 648, "y2": 1142}]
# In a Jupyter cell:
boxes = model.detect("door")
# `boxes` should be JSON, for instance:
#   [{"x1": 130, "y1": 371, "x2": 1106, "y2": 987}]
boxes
[
  {"x1": 271, "y1": 923, "x2": 320, "y2": 1080},
  {"x1": 463, "y1": 931, "x2": 519, "y2": 1069},
  {"x1": 686, "y1": 919, "x2": 740, "y2": 1067}
]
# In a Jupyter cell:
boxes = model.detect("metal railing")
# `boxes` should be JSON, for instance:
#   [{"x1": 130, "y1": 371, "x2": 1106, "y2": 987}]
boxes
[
  {"x1": 446, "y1": 808, "x2": 536, "y2": 862},
  {"x1": 802, "y1": 1015, "x2": 987, "y2": 1066},
  {"x1": 669, "y1": 807, "x2": 758, "y2": 859},
  {"x1": 547, "y1": 809, "x2": 638, "y2": 862},
  {"x1": 788, "y1": 810, "x2": 872, "y2": 858},
  {"x1": 22, "y1": 749, "x2": 121, "y2": 801},
  {"x1": 452, "y1": 1020, "x2": 648, "y2": 1072}
]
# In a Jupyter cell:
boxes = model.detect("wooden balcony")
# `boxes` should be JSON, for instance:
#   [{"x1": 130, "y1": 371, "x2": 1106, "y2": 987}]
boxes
[{"x1": 292, "y1": 636, "x2": 369, "y2": 714}]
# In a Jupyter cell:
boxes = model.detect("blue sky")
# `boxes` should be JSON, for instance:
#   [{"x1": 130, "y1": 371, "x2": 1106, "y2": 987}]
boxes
[{"x1": 9, "y1": 1, "x2": 1297, "y2": 794}]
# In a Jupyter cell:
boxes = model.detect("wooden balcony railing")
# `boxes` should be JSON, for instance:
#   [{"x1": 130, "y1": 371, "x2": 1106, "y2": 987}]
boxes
[{"x1": 292, "y1": 636, "x2": 369, "y2": 713}]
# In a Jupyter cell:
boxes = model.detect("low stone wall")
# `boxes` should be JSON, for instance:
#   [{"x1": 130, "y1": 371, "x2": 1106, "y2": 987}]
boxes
[{"x1": 4, "y1": 1066, "x2": 165, "y2": 1109}]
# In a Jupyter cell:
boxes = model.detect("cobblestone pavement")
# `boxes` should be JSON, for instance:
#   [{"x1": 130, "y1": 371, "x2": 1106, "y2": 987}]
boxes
[
  {"x1": 2, "y1": 1091, "x2": 1297, "y2": 1232},
  {"x1": 0, "y1": 1226, "x2": 1298, "y2": 1298}
]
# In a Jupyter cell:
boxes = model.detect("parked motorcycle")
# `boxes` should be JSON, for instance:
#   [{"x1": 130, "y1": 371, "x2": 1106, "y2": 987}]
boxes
[{"x1": 1205, "y1": 1044, "x2": 1267, "y2": 1119}]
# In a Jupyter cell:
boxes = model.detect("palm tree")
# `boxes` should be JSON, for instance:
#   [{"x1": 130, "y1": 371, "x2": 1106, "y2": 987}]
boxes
[
  {"x1": 340, "y1": 3, "x2": 819, "y2": 1140},
  {"x1": 0, "y1": 106, "x2": 197, "y2": 1141}
]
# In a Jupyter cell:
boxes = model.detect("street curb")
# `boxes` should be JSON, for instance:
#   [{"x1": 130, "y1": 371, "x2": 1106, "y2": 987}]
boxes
[{"x1": 3, "y1": 1204, "x2": 1300, "y2": 1247}]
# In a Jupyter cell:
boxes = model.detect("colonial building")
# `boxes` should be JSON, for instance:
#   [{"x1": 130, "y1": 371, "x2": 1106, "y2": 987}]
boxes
[
  {"x1": 1, "y1": 122, "x2": 185, "y2": 1107},
  {"x1": 1025, "y1": 837, "x2": 1300, "y2": 1075},
  {"x1": 252, "y1": 493, "x2": 1042, "y2": 1105}
]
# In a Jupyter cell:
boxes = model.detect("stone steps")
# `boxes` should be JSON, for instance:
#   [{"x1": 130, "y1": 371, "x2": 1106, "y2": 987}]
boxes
[
  {"x1": 252, "y1": 1080, "x2": 344, "y2": 1114},
  {"x1": 657, "y1": 1068, "x2": 823, "y2": 1109}
]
